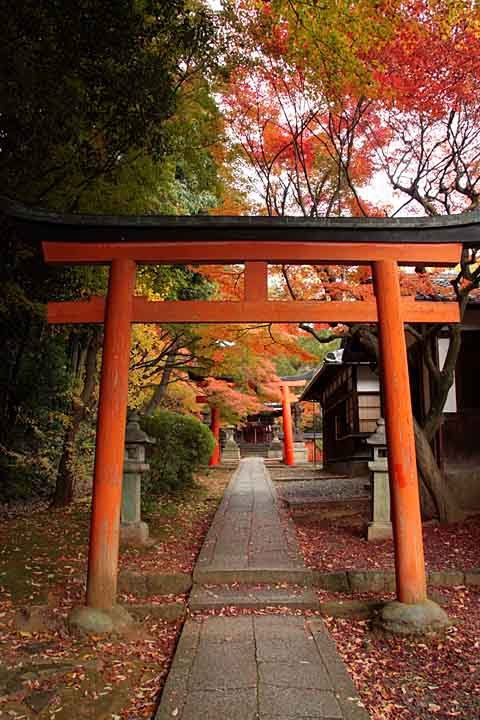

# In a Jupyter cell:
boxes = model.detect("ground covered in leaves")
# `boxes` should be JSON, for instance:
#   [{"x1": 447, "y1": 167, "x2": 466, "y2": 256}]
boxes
[
  {"x1": 325, "y1": 586, "x2": 480, "y2": 720},
  {"x1": 0, "y1": 467, "x2": 231, "y2": 720},
  {"x1": 286, "y1": 498, "x2": 480, "y2": 572}
]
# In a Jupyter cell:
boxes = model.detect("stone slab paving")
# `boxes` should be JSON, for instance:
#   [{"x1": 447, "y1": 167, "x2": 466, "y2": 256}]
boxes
[
  {"x1": 156, "y1": 615, "x2": 369, "y2": 719},
  {"x1": 193, "y1": 458, "x2": 311, "y2": 585},
  {"x1": 156, "y1": 458, "x2": 370, "y2": 719}
]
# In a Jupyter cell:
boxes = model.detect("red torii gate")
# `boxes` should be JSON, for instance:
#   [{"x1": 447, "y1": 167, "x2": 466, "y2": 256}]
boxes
[
  {"x1": 276, "y1": 379, "x2": 307, "y2": 466},
  {"x1": 7, "y1": 201, "x2": 474, "y2": 623},
  {"x1": 202, "y1": 379, "x2": 302, "y2": 468}
]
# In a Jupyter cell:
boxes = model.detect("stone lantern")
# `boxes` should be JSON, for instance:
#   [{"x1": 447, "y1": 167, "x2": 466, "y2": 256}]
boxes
[
  {"x1": 366, "y1": 417, "x2": 393, "y2": 541},
  {"x1": 268, "y1": 423, "x2": 283, "y2": 459},
  {"x1": 221, "y1": 426, "x2": 240, "y2": 463},
  {"x1": 120, "y1": 411, "x2": 155, "y2": 545}
]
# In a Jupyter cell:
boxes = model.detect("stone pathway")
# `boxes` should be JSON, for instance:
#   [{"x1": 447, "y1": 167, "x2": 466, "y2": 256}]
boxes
[
  {"x1": 156, "y1": 458, "x2": 369, "y2": 720},
  {"x1": 193, "y1": 457, "x2": 311, "y2": 585},
  {"x1": 156, "y1": 616, "x2": 368, "y2": 720}
]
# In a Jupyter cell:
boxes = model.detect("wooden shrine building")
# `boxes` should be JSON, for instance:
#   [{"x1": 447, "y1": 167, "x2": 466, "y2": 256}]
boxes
[
  {"x1": 4, "y1": 197, "x2": 480, "y2": 623},
  {"x1": 302, "y1": 307, "x2": 480, "y2": 510},
  {"x1": 301, "y1": 347, "x2": 380, "y2": 476}
]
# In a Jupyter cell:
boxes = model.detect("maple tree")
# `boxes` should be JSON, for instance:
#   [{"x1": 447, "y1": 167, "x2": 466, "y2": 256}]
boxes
[
  {"x1": 219, "y1": 0, "x2": 480, "y2": 522},
  {"x1": 223, "y1": 56, "x2": 381, "y2": 217},
  {"x1": 131, "y1": 308, "x2": 315, "y2": 425}
]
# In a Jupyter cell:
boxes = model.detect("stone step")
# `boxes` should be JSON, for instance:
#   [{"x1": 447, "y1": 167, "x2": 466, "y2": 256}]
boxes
[
  {"x1": 193, "y1": 567, "x2": 313, "y2": 586},
  {"x1": 189, "y1": 584, "x2": 319, "y2": 611}
]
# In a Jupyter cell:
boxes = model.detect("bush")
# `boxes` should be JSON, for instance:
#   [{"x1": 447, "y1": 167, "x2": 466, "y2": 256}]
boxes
[{"x1": 140, "y1": 410, "x2": 215, "y2": 496}]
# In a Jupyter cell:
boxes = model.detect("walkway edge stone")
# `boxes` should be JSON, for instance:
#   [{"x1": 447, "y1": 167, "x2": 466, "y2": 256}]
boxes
[
  {"x1": 155, "y1": 621, "x2": 202, "y2": 720},
  {"x1": 309, "y1": 620, "x2": 370, "y2": 720},
  {"x1": 193, "y1": 567, "x2": 312, "y2": 585}
]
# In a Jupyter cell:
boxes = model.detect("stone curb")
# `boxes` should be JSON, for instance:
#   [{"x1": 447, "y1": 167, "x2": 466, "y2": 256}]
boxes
[
  {"x1": 118, "y1": 570, "x2": 192, "y2": 597},
  {"x1": 308, "y1": 620, "x2": 370, "y2": 720},
  {"x1": 155, "y1": 621, "x2": 202, "y2": 720},
  {"x1": 319, "y1": 599, "x2": 385, "y2": 620},
  {"x1": 312, "y1": 568, "x2": 480, "y2": 593},
  {"x1": 118, "y1": 567, "x2": 480, "y2": 599},
  {"x1": 127, "y1": 601, "x2": 186, "y2": 622}
]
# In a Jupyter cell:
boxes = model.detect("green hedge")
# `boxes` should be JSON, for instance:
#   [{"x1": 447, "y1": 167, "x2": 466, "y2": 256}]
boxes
[{"x1": 140, "y1": 410, "x2": 215, "y2": 495}]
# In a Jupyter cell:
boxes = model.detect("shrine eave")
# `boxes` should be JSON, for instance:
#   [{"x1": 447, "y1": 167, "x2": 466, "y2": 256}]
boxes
[{"x1": 2, "y1": 197, "x2": 480, "y2": 246}]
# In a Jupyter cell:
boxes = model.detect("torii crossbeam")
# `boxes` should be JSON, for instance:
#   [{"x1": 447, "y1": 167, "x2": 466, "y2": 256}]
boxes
[{"x1": 6, "y1": 199, "x2": 478, "y2": 625}]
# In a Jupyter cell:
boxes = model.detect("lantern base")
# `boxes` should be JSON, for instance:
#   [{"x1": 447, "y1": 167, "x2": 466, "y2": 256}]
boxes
[
  {"x1": 367, "y1": 521, "x2": 393, "y2": 542},
  {"x1": 120, "y1": 521, "x2": 150, "y2": 545}
]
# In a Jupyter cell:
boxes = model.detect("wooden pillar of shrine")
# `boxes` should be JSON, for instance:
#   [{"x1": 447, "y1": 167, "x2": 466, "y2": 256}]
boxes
[
  {"x1": 281, "y1": 383, "x2": 295, "y2": 466},
  {"x1": 86, "y1": 258, "x2": 136, "y2": 610},
  {"x1": 373, "y1": 260, "x2": 427, "y2": 605},
  {"x1": 209, "y1": 406, "x2": 221, "y2": 466}
]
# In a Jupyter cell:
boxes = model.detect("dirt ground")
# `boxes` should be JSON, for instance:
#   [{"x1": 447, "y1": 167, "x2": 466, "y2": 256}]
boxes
[
  {"x1": 1, "y1": 469, "x2": 479, "y2": 720},
  {"x1": 0, "y1": 467, "x2": 231, "y2": 720}
]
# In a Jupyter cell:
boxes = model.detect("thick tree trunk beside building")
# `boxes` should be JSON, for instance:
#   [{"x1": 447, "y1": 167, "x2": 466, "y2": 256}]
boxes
[
  {"x1": 346, "y1": 324, "x2": 466, "y2": 523},
  {"x1": 413, "y1": 418, "x2": 465, "y2": 523}
]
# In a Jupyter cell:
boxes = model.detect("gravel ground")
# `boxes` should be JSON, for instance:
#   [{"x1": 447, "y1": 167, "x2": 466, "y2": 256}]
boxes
[{"x1": 277, "y1": 477, "x2": 370, "y2": 503}]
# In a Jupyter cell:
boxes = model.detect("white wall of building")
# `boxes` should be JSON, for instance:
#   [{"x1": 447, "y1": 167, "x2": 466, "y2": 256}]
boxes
[
  {"x1": 356, "y1": 365, "x2": 380, "y2": 392},
  {"x1": 437, "y1": 338, "x2": 457, "y2": 413}
]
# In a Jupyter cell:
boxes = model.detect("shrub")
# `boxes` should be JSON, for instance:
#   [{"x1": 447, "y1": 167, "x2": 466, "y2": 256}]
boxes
[{"x1": 140, "y1": 410, "x2": 215, "y2": 496}]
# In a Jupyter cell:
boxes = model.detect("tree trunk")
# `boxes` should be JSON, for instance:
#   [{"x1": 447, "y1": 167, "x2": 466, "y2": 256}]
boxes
[
  {"x1": 52, "y1": 410, "x2": 82, "y2": 507},
  {"x1": 52, "y1": 329, "x2": 100, "y2": 508},
  {"x1": 413, "y1": 418, "x2": 465, "y2": 523},
  {"x1": 143, "y1": 345, "x2": 178, "y2": 415}
]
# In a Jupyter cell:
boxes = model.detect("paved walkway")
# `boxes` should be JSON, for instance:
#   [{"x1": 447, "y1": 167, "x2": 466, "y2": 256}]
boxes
[
  {"x1": 194, "y1": 457, "x2": 309, "y2": 585},
  {"x1": 156, "y1": 458, "x2": 369, "y2": 720}
]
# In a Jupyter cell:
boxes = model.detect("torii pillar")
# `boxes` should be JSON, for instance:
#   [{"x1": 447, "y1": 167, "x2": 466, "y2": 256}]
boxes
[
  {"x1": 87, "y1": 258, "x2": 136, "y2": 610},
  {"x1": 209, "y1": 406, "x2": 221, "y2": 466},
  {"x1": 372, "y1": 260, "x2": 448, "y2": 631},
  {"x1": 373, "y1": 260, "x2": 427, "y2": 604},
  {"x1": 280, "y1": 383, "x2": 295, "y2": 466}
]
